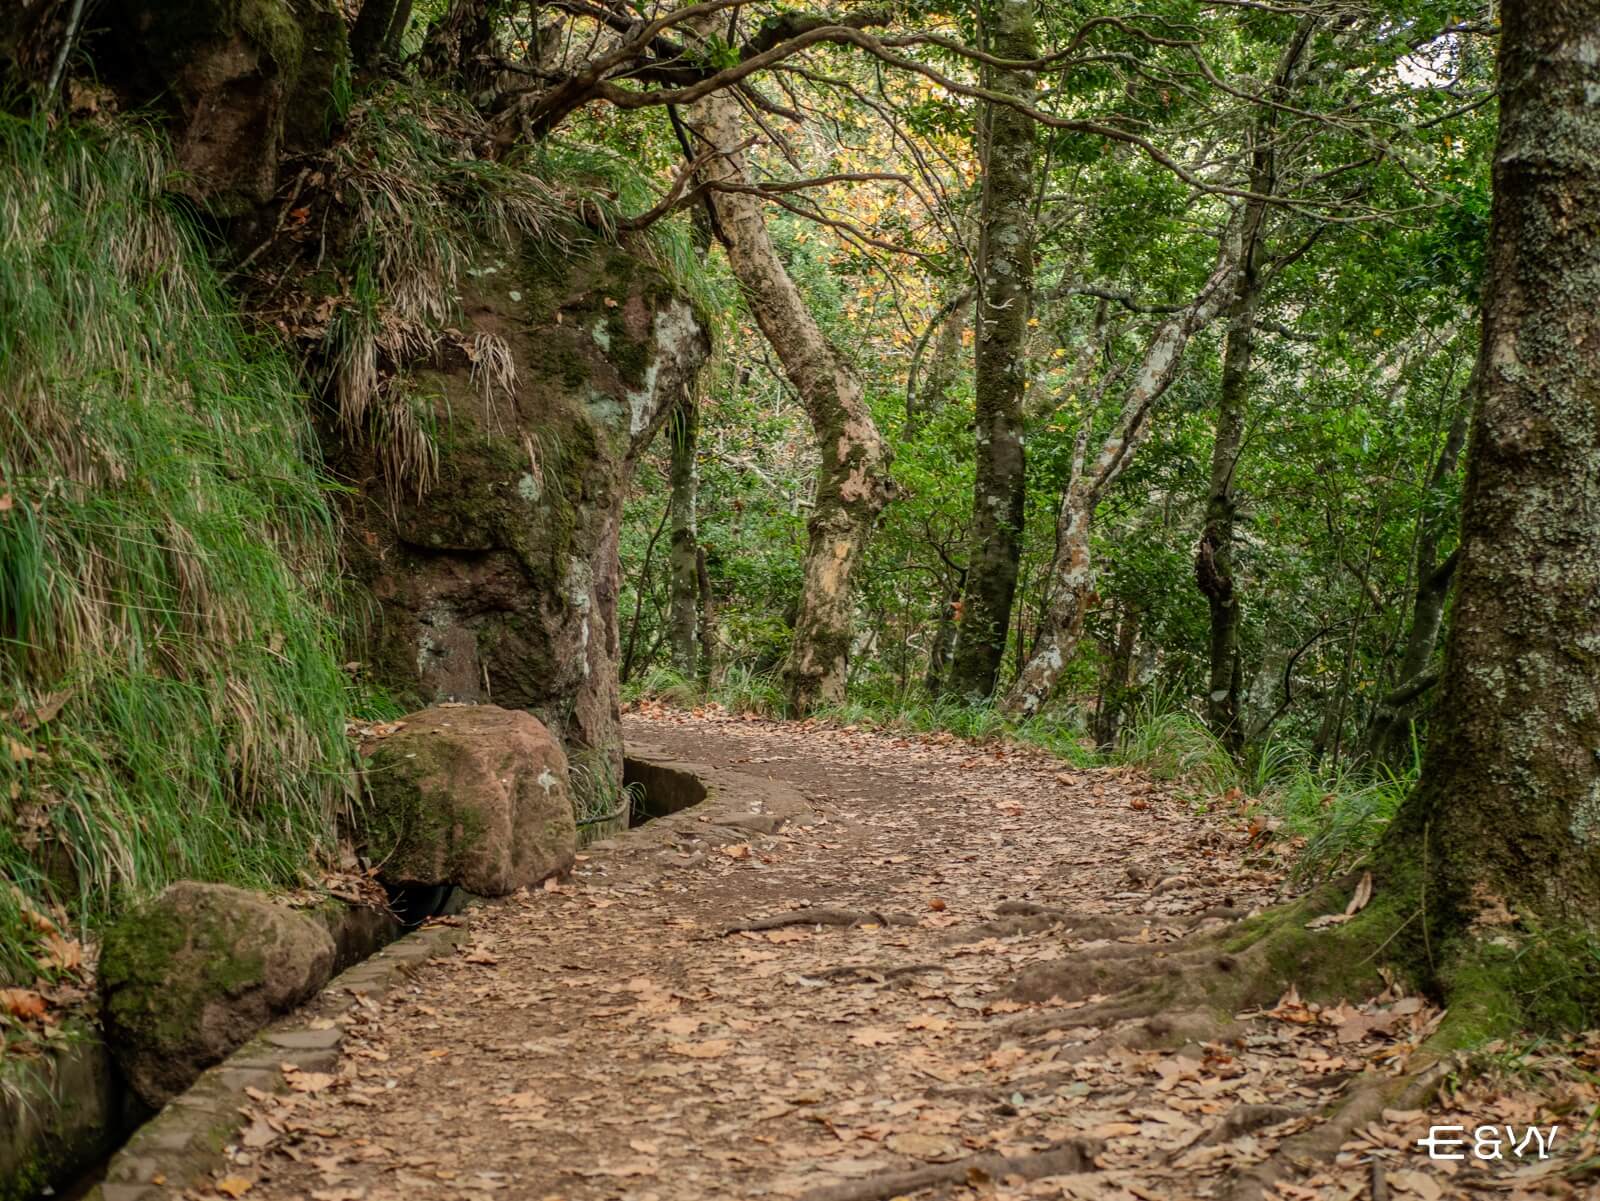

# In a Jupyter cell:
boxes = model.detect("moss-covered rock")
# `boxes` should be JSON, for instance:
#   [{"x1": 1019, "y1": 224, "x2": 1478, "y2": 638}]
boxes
[
  {"x1": 335, "y1": 242, "x2": 708, "y2": 780},
  {"x1": 99, "y1": 882, "x2": 335, "y2": 1107},
  {"x1": 94, "y1": 0, "x2": 349, "y2": 213},
  {"x1": 355, "y1": 705, "x2": 577, "y2": 895}
]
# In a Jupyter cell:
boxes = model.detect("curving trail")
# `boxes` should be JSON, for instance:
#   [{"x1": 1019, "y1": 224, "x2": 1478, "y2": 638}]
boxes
[{"x1": 236, "y1": 709, "x2": 1577, "y2": 1201}]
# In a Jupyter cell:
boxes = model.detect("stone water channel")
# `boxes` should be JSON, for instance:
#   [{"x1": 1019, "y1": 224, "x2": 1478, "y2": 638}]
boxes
[{"x1": 1, "y1": 747, "x2": 709, "y2": 1201}]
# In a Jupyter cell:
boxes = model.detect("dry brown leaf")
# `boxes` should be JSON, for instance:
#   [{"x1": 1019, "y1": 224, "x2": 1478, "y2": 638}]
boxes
[
  {"x1": 216, "y1": 1176, "x2": 253, "y2": 1198},
  {"x1": 1345, "y1": 871, "x2": 1374, "y2": 916},
  {"x1": 0, "y1": 988, "x2": 47, "y2": 1020},
  {"x1": 668, "y1": 1039, "x2": 732, "y2": 1058},
  {"x1": 850, "y1": 1026, "x2": 901, "y2": 1047}
]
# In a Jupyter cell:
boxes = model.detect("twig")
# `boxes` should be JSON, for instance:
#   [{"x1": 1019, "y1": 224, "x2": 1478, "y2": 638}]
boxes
[
  {"x1": 721, "y1": 908, "x2": 917, "y2": 934},
  {"x1": 797, "y1": 1137, "x2": 1102, "y2": 1201},
  {"x1": 44, "y1": 0, "x2": 88, "y2": 107}
]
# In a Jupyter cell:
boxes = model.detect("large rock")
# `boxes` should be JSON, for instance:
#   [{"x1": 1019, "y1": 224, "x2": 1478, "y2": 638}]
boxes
[
  {"x1": 94, "y1": 0, "x2": 348, "y2": 214},
  {"x1": 356, "y1": 705, "x2": 577, "y2": 895},
  {"x1": 336, "y1": 244, "x2": 708, "y2": 788},
  {"x1": 99, "y1": 882, "x2": 336, "y2": 1107}
]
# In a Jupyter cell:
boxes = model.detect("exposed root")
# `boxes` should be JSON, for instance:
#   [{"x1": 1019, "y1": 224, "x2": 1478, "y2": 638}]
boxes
[
  {"x1": 720, "y1": 908, "x2": 917, "y2": 935},
  {"x1": 808, "y1": 962, "x2": 942, "y2": 983},
  {"x1": 1218, "y1": 1058, "x2": 1449, "y2": 1201},
  {"x1": 1005, "y1": 939, "x2": 1242, "y2": 1017},
  {"x1": 942, "y1": 902, "x2": 1241, "y2": 947},
  {"x1": 795, "y1": 1136, "x2": 1103, "y2": 1201},
  {"x1": 1190, "y1": 1103, "x2": 1305, "y2": 1150}
]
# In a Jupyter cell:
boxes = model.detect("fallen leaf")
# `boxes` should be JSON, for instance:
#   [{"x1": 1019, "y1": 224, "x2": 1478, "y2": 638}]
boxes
[
  {"x1": 885, "y1": 1132, "x2": 959, "y2": 1161},
  {"x1": 1345, "y1": 871, "x2": 1374, "y2": 916},
  {"x1": 668, "y1": 1039, "x2": 732, "y2": 1058},
  {"x1": 850, "y1": 1026, "x2": 901, "y2": 1047},
  {"x1": 285, "y1": 1071, "x2": 337, "y2": 1093},
  {"x1": 216, "y1": 1176, "x2": 253, "y2": 1198},
  {"x1": 0, "y1": 988, "x2": 47, "y2": 1020}
]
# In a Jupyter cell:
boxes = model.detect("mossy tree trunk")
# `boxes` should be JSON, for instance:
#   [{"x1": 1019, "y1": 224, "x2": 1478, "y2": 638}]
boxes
[
  {"x1": 1360, "y1": 0, "x2": 1600, "y2": 1033},
  {"x1": 666, "y1": 396, "x2": 699, "y2": 678},
  {"x1": 945, "y1": 0, "x2": 1038, "y2": 701},
  {"x1": 685, "y1": 82, "x2": 894, "y2": 716}
]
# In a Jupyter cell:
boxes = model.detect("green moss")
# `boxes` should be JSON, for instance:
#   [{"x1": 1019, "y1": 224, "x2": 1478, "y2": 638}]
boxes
[
  {"x1": 100, "y1": 897, "x2": 268, "y2": 1052},
  {"x1": 359, "y1": 738, "x2": 490, "y2": 883}
]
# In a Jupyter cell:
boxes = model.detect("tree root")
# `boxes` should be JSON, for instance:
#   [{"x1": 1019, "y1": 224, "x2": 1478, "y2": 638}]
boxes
[
  {"x1": 720, "y1": 908, "x2": 918, "y2": 934},
  {"x1": 795, "y1": 1136, "x2": 1103, "y2": 1201},
  {"x1": 1218, "y1": 1058, "x2": 1449, "y2": 1201},
  {"x1": 942, "y1": 902, "x2": 1241, "y2": 947},
  {"x1": 808, "y1": 962, "x2": 942, "y2": 983}
]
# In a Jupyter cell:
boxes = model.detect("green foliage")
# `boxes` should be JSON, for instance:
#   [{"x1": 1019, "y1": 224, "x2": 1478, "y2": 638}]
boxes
[
  {"x1": 0, "y1": 114, "x2": 353, "y2": 984},
  {"x1": 1269, "y1": 758, "x2": 1418, "y2": 884},
  {"x1": 1111, "y1": 689, "x2": 1241, "y2": 797}
]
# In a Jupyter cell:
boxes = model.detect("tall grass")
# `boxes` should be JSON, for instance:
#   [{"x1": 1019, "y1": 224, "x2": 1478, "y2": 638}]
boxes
[
  {"x1": 1270, "y1": 759, "x2": 1417, "y2": 883},
  {"x1": 1110, "y1": 686, "x2": 1241, "y2": 796},
  {"x1": 0, "y1": 114, "x2": 353, "y2": 983}
]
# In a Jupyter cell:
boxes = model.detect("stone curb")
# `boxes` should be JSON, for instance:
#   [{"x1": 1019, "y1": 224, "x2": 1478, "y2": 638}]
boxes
[
  {"x1": 88, "y1": 915, "x2": 476, "y2": 1201},
  {"x1": 86, "y1": 748, "x2": 793, "y2": 1200}
]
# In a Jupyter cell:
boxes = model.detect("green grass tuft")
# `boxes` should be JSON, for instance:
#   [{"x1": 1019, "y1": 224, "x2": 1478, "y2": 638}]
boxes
[{"x1": 0, "y1": 113, "x2": 353, "y2": 984}]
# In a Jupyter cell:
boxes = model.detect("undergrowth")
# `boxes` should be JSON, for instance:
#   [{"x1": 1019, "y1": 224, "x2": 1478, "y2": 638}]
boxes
[{"x1": 0, "y1": 114, "x2": 353, "y2": 984}]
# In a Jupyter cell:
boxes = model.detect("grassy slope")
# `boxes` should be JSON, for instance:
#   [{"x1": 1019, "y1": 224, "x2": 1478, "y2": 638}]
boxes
[{"x1": 0, "y1": 114, "x2": 353, "y2": 985}]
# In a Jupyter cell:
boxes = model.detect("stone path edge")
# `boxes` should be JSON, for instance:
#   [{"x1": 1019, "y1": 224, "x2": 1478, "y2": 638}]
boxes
[
  {"x1": 88, "y1": 915, "x2": 474, "y2": 1201},
  {"x1": 86, "y1": 742, "x2": 810, "y2": 1201}
]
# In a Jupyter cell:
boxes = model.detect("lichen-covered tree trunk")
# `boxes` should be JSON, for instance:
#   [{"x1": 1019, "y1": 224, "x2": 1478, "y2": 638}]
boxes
[
  {"x1": 1369, "y1": 0, "x2": 1600, "y2": 1030},
  {"x1": 666, "y1": 396, "x2": 699, "y2": 678},
  {"x1": 685, "y1": 86, "x2": 894, "y2": 715},
  {"x1": 999, "y1": 237, "x2": 1241, "y2": 717},
  {"x1": 945, "y1": 0, "x2": 1038, "y2": 701},
  {"x1": 1092, "y1": 604, "x2": 1142, "y2": 750}
]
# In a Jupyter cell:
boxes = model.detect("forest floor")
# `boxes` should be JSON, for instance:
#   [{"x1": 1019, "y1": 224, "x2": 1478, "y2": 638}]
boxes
[{"x1": 235, "y1": 706, "x2": 1597, "y2": 1201}]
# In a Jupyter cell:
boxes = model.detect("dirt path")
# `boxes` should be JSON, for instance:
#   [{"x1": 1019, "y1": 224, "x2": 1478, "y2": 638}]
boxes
[{"x1": 237, "y1": 710, "x2": 1586, "y2": 1201}]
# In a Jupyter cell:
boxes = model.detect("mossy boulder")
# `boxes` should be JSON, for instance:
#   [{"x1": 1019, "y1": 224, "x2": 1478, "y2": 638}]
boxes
[
  {"x1": 336, "y1": 243, "x2": 708, "y2": 783},
  {"x1": 99, "y1": 882, "x2": 336, "y2": 1107},
  {"x1": 95, "y1": 0, "x2": 348, "y2": 213},
  {"x1": 356, "y1": 705, "x2": 577, "y2": 895}
]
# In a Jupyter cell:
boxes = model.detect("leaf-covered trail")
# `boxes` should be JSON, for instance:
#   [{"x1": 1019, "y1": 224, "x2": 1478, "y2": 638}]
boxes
[{"x1": 240, "y1": 710, "x2": 1590, "y2": 1201}]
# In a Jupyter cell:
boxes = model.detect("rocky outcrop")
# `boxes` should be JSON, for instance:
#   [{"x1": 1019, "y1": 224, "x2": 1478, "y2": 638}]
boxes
[
  {"x1": 338, "y1": 244, "x2": 708, "y2": 788},
  {"x1": 98, "y1": 882, "x2": 336, "y2": 1107},
  {"x1": 356, "y1": 705, "x2": 577, "y2": 895},
  {"x1": 94, "y1": 0, "x2": 347, "y2": 213}
]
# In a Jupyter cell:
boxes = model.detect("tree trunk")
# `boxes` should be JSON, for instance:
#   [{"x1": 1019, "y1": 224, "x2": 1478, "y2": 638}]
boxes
[
  {"x1": 945, "y1": 0, "x2": 1038, "y2": 701},
  {"x1": 1197, "y1": 17, "x2": 1315, "y2": 756},
  {"x1": 924, "y1": 580, "x2": 963, "y2": 697},
  {"x1": 666, "y1": 396, "x2": 699, "y2": 678},
  {"x1": 1372, "y1": 0, "x2": 1600, "y2": 1021},
  {"x1": 999, "y1": 235, "x2": 1241, "y2": 718},
  {"x1": 1363, "y1": 384, "x2": 1470, "y2": 768},
  {"x1": 350, "y1": 0, "x2": 402, "y2": 68},
  {"x1": 1092, "y1": 605, "x2": 1142, "y2": 750},
  {"x1": 1198, "y1": 288, "x2": 1255, "y2": 757},
  {"x1": 905, "y1": 288, "x2": 972, "y2": 436},
  {"x1": 695, "y1": 544, "x2": 715, "y2": 688},
  {"x1": 684, "y1": 85, "x2": 895, "y2": 715}
]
